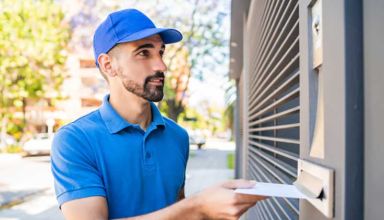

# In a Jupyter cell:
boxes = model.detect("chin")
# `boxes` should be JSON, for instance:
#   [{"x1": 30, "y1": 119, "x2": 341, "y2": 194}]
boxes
[{"x1": 150, "y1": 96, "x2": 164, "y2": 102}]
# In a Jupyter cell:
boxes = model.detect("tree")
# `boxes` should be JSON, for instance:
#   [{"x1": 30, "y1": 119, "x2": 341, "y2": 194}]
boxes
[
  {"x1": 0, "y1": 0, "x2": 70, "y2": 145},
  {"x1": 156, "y1": 0, "x2": 230, "y2": 122}
]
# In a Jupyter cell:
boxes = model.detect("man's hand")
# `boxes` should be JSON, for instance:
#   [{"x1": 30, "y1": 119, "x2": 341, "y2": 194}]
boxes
[{"x1": 193, "y1": 179, "x2": 266, "y2": 220}]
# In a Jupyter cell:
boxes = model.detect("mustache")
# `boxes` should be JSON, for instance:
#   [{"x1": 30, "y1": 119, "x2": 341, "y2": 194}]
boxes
[{"x1": 145, "y1": 72, "x2": 165, "y2": 84}]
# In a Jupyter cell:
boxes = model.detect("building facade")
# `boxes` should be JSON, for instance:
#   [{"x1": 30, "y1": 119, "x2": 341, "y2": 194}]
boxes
[{"x1": 230, "y1": 0, "x2": 383, "y2": 219}]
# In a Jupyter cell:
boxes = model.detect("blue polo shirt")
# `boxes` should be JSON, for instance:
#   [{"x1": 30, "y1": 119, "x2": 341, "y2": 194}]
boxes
[{"x1": 51, "y1": 95, "x2": 189, "y2": 219}]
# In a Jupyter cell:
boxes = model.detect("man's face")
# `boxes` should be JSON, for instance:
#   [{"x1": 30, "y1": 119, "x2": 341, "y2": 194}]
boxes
[{"x1": 109, "y1": 34, "x2": 167, "y2": 102}]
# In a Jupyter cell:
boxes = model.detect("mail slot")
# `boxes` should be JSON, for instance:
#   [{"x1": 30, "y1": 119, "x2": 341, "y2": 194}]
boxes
[
  {"x1": 296, "y1": 159, "x2": 334, "y2": 218},
  {"x1": 235, "y1": 159, "x2": 335, "y2": 218}
]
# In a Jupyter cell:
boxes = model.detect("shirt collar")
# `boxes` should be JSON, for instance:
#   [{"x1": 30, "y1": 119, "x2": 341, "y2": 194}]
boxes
[
  {"x1": 99, "y1": 94, "x2": 165, "y2": 134},
  {"x1": 150, "y1": 101, "x2": 166, "y2": 128}
]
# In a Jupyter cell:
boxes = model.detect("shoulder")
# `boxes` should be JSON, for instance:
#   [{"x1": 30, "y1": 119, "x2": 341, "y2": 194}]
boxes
[
  {"x1": 65, "y1": 110, "x2": 104, "y2": 131},
  {"x1": 52, "y1": 110, "x2": 102, "y2": 157},
  {"x1": 162, "y1": 117, "x2": 190, "y2": 161},
  {"x1": 56, "y1": 109, "x2": 104, "y2": 137},
  {"x1": 162, "y1": 117, "x2": 190, "y2": 153},
  {"x1": 162, "y1": 116, "x2": 189, "y2": 139}
]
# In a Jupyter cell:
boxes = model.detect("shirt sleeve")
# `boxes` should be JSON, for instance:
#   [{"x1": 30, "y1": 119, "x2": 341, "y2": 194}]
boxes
[{"x1": 51, "y1": 125, "x2": 106, "y2": 206}]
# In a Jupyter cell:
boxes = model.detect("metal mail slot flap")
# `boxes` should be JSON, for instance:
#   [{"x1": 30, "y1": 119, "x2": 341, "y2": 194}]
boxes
[
  {"x1": 296, "y1": 159, "x2": 334, "y2": 218},
  {"x1": 294, "y1": 169, "x2": 324, "y2": 199}
]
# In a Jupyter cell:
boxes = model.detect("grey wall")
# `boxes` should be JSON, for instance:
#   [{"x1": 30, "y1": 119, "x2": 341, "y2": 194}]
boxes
[
  {"x1": 364, "y1": 0, "x2": 384, "y2": 219},
  {"x1": 231, "y1": 0, "x2": 383, "y2": 219},
  {"x1": 299, "y1": 0, "x2": 347, "y2": 219}
]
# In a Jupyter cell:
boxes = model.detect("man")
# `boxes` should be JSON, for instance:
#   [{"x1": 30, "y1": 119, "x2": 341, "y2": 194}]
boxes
[{"x1": 51, "y1": 8, "x2": 264, "y2": 220}]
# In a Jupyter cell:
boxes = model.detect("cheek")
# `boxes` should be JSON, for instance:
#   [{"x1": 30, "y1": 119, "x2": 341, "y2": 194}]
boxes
[
  {"x1": 119, "y1": 61, "x2": 150, "y2": 83},
  {"x1": 123, "y1": 79, "x2": 144, "y2": 92},
  {"x1": 117, "y1": 66, "x2": 140, "y2": 83}
]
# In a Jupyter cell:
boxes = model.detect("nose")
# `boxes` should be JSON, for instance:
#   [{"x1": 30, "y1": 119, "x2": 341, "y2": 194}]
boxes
[{"x1": 153, "y1": 56, "x2": 167, "y2": 73}]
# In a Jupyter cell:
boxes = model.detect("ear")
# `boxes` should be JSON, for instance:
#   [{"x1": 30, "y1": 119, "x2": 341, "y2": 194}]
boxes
[{"x1": 98, "y1": 53, "x2": 117, "y2": 78}]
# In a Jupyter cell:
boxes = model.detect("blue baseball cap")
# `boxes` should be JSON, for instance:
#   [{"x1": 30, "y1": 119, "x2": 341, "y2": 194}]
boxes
[{"x1": 93, "y1": 9, "x2": 183, "y2": 66}]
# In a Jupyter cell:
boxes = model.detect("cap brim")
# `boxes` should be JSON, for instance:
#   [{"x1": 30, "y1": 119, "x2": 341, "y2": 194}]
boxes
[{"x1": 117, "y1": 28, "x2": 183, "y2": 44}]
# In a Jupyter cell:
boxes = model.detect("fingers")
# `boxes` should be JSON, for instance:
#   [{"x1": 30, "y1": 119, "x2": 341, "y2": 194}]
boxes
[
  {"x1": 235, "y1": 193, "x2": 267, "y2": 204},
  {"x1": 221, "y1": 179, "x2": 257, "y2": 189},
  {"x1": 197, "y1": 180, "x2": 266, "y2": 220},
  {"x1": 227, "y1": 203, "x2": 259, "y2": 219},
  {"x1": 229, "y1": 195, "x2": 266, "y2": 219},
  {"x1": 237, "y1": 203, "x2": 255, "y2": 216},
  {"x1": 219, "y1": 179, "x2": 267, "y2": 205}
]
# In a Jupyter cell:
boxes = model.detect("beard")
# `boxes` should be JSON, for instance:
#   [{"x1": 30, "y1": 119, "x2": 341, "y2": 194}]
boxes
[{"x1": 120, "y1": 71, "x2": 165, "y2": 102}]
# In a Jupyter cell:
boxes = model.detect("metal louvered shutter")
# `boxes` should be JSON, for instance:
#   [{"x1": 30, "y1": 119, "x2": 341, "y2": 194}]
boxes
[{"x1": 245, "y1": 0, "x2": 300, "y2": 219}]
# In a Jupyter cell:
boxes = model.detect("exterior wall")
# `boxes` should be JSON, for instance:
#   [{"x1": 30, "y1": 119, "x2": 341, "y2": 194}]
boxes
[
  {"x1": 239, "y1": 0, "x2": 301, "y2": 218},
  {"x1": 363, "y1": 0, "x2": 384, "y2": 219},
  {"x1": 230, "y1": 0, "x2": 377, "y2": 219},
  {"x1": 299, "y1": 0, "x2": 349, "y2": 219}
]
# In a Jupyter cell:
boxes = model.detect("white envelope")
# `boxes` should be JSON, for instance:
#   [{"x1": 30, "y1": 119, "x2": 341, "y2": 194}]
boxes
[{"x1": 235, "y1": 182, "x2": 308, "y2": 199}]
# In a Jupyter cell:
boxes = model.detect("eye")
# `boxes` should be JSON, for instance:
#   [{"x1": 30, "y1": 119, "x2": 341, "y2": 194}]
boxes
[
  {"x1": 159, "y1": 50, "x2": 165, "y2": 57},
  {"x1": 138, "y1": 50, "x2": 150, "y2": 57}
]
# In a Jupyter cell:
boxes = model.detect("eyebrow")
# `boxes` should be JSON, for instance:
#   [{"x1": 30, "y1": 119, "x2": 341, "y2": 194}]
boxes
[{"x1": 133, "y1": 43, "x2": 165, "y2": 53}]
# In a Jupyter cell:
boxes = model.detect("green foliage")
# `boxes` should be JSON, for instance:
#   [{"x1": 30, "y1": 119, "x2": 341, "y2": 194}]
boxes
[
  {"x1": 152, "y1": 1, "x2": 229, "y2": 122},
  {"x1": 5, "y1": 117, "x2": 24, "y2": 140},
  {"x1": 178, "y1": 107, "x2": 207, "y2": 130},
  {"x1": 4, "y1": 145, "x2": 23, "y2": 154},
  {"x1": 0, "y1": 0, "x2": 70, "y2": 135},
  {"x1": 223, "y1": 103, "x2": 234, "y2": 129},
  {"x1": 158, "y1": 101, "x2": 170, "y2": 118},
  {"x1": 227, "y1": 153, "x2": 234, "y2": 170},
  {"x1": 177, "y1": 104, "x2": 229, "y2": 136}
]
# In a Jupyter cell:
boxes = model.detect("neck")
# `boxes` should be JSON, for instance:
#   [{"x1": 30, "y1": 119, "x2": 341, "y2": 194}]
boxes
[{"x1": 109, "y1": 90, "x2": 152, "y2": 131}]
